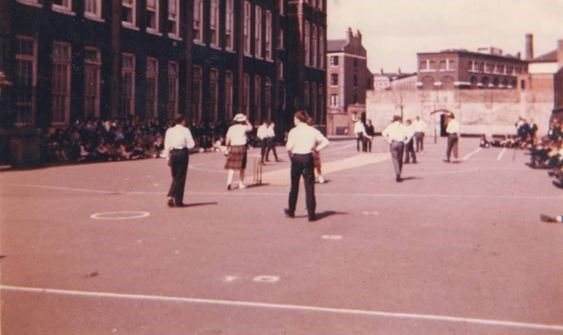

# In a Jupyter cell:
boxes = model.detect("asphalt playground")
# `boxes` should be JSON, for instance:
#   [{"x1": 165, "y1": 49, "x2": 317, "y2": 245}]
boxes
[{"x1": 1, "y1": 137, "x2": 562, "y2": 335}]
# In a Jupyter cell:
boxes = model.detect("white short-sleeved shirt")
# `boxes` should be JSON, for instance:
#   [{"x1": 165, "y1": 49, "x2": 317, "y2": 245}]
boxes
[
  {"x1": 286, "y1": 123, "x2": 329, "y2": 154},
  {"x1": 226, "y1": 124, "x2": 252, "y2": 146}
]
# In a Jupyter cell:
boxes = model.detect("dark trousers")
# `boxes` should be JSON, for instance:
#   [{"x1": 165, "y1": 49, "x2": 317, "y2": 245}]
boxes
[
  {"x1": 405, "y1": 139, "x2": 417, "y2": 163},
  {"x1": 266, "y1": 138, "x2": 279, "y2": 161},
  {"x1": 415, "y1": 132, "x2": 424, "y2": 151},
  {"x1": 356, "y1": 134, "x2": 365, "y2": 152},
  {"x1": 365, "y1": 136, "x2": 373, "y2": 152},
  {"x1": 446, "y1": 134, "x2": 458, "y2": 161},
  {"x1": 288, "y1": 153, "x2": 316, "y2": 217},
  {"x1": 167, "y1": 148, "x2": 189, "y2": 203},
  {"x1": 390, "y1": 141, "x2": 404, "y2": 176},
  {"x1": 260, "y1": 139, "x2": 268, "y2": 162}
]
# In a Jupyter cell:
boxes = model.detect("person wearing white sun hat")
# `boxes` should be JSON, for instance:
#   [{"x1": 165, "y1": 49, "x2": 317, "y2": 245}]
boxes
[{"x1": 224, "y1": 113, "x2": 253, "y2": 190}]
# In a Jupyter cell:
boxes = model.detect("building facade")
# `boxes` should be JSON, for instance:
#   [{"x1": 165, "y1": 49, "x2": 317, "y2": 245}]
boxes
[
  {"x1": 417, "y1": 48, "x2": 528, "y2": 90},
  {"x1": 326, "y1": 28, "x2": 372, "y2": 135},
  {"x1": 0, "y1": 0, "x2": 327, "y2": 133}
]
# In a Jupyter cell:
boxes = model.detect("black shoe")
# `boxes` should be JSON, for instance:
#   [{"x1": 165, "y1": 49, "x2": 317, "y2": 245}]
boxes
[
  {"x1": 167, "y1": 199, "x2": 175, "y2": 207},
  {"x1": 396, "y1": 175, "x2": 403, "y2": 182},
  {"x1": 413, "y1": 161, "x2": 417, "y2": 164},
  {"x1": 308, "y1": 214, "x2": 317, "y2": 222},
  {"x1": 284, "y1": 209, "x2": 295, "y2": 218},
  {"x1": 227, "y1": 184, "x2": 231, "y2": 191},
  {"x1": 174, "y1": 202, "x2": 187, "y2": 207},
  {"x1": 540, "y1": 214, "x2": 557, "y2": 223},
  {"x1": 443, "y1": 159, "x2": 450, "y2": 163}
]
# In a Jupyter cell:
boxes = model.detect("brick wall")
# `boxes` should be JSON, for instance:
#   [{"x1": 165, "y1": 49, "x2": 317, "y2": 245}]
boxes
[{"x1": 367, "y1": 89, "x2": 554, "y2": 135}]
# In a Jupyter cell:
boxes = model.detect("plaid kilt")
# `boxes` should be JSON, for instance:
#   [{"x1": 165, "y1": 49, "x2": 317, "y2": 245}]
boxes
[
  {"x1": 312, "y1": 151, "x2": 321, "y2": 169},
  {"x1": 224, "y1": 145, "x2": 248, "y2": 170}
]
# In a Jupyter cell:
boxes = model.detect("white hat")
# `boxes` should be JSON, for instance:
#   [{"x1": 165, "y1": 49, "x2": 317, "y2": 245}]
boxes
[{"x1": 233, "y1": 113, "x2": 247, "y2": 122}]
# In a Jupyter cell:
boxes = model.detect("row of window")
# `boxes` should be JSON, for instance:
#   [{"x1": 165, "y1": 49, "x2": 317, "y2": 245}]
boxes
[
  {"x1": 13, "y1": 35, "x2": 325, "y2": 126},
  {"x1": 13, "y1": 35, "x2": 181, "y2": 126},
  {"x1": 303, "y1": 20, "x2": 325, "y2": 68},
  {"x1": 420, "y1": 58, "x2": 525, "y2": 75},
  {"x1": 16, "y1": 0, "x2": 286, "y2": 61}
]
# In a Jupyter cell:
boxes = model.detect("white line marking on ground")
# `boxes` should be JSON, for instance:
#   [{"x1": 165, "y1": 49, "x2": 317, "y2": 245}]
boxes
[
  {"x1": 90, "y1": 211, "x2": 150, "y2": 220},
  {"x1": 362, "y1": 211, "x2": 379, "y2": 216},
  {"x1": 497, "y1": 148, "x2": 507, "y2": 161},
  {"x1": 223, "y1": 276, "x2": 238, "y2": 283},
  {"x1": 252, "y1": 276, "x2": 280, "y2": 283},
  {"x1": 2, "y1": 285, "x2": 563, "y2": 332},
  {"x1": 462, "y1": 148, "x2": 482, "y2": 161},
  {"x1": 10, "y1": 184, "x2": 562, "y2": 201},
  {"x1": 321, "y1": 235, "x2": 343, "y2": 240}
]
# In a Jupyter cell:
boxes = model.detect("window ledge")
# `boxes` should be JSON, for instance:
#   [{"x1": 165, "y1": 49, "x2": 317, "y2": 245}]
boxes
[
  {"x1": 52, "y1": 6, "x2": 76, "y2": 16},
  {"x1": 168, "y1": 34, "x2": 182, "y2": 41},
  {"x1": 147, "y1": 29, "x2": 162, "y2": 36},
  {"x1": 85, "y1": 14, "x2": 105, "y2": 23},
  {"x1": 16, "y1": 0, "x2": 42, "y2": 8},
  {"x1": 122, "y1": 22, "x2": 140, "y2": 31}
]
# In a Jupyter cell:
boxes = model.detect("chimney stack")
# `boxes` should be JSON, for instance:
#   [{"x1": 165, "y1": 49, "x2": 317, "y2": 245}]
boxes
[
  {"x1": 525, "y1": 33, "x2": 534, "y2": 60},
  {"x1": 355, "y1": 29, "x2": 362, "y2": 43},
  {"x1": 346, "y1": 27, "x2": 353, "y2": 43}
]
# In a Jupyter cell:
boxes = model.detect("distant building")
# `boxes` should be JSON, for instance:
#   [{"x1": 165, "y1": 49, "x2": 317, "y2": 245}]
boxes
[
  {"x1": 553, "y1": 40, "x2": 563, "y2": 119},
  {"x1": 326, "y1": 28, "x2": 373, "y2": 135},
  {"x1": 0, "y1": 0, "x2": 327, "y2": 133},
  {"x1": 373, "y1": 70, "x2": 417, "y2": 92},
  {"x1": 417, "y1": 48, "x2": 527, "y2": 90}
]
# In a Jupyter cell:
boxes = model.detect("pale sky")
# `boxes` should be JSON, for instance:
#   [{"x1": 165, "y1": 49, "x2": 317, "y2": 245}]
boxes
[{"x1": 327, "y1": 0, "x2": 563, "y2": 74}]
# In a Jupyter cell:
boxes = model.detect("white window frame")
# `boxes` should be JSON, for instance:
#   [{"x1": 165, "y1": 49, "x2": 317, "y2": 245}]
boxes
[
  {"x1": 167, "y1": 61, "x2": 179, "y2": 117},
  {"x1": 122, "y1": 0, "x2": 137, "y2": 29},
  {"x1": 209, "y1": 68, "x2": 219, "y2": 121},
  {"x1": 193, "y1": 0, "x2": 203, "y2": 43},
  {"x1": 85, "y1": 0, "x2": 103, "y2": 21},
  {"x1": 243, "y1": 73, "x2": 250, "y2": 114},
  {"x1": 192, "y1": 65, "x2": 203, "y2": 122},
  {"x1": 168, "y1": 0, "x2": 180, "y2": 39},
  {"x1": 121, "y1": 53, "x2": 136, "y2": 116},
  {"x1": 264, "y1": 77, "x2": 272, "y2": 121},
  {"x1": 145, "y1": 57, "x2": 159, "y2": 118},
  {"x1": 264, "y1": 10, "x2": 272, "y2": 61},
  {"x1": 51, "y1": 42, "x2": 72, "y2": 125},
  {"x1": 330, "y1": 94, "x2": 338, "y2": 107},
  {"x1": 254, "y1": 75, "x2": 261, "y2": 121},
  {"x1": 311, "y1": 24, "x2": 317, "y2": 68},
  {"x1": 304, "y1": 20, "x2": 310, "y2": 66},
  {"x1": 318, "y1": 26, "x2": 324, "y2": 68},
  {"x1": 84, "y1": 47, "x2": 101, "y2": 118},
  {"x1": 244, "y1": 1, "x2": 252, "y2": 56},
  {"x1": 225, "y1": 71, "x2": 234, "y2": 120},
  {"x1": 16, "y1": 0, "x2": 43, "y2": 8},
  {"x1": 52, "y1": 0, "x2": 74, "y2": 15},
  {"x1": 14, "y1": 35, "x2": 38, "y2": 127},
  {"x1": 225, "y1": 0, "x2": 234, "y2": 51},
  {"x1": 146, "y1": 0, "x2": 160, "y2": 34},
  {"x1": 278, "y1": 61, "x2": 284, "y2": 80},
  {"x1": 277, "y1": 26, "x2": 284, "y2": 50},
  {"x1": 254, "y1": 6, "x2": 263, "y2": 59},
  {"x1": 210, "y1": 0, "x2": 220, "y2": 48},
  {"x1": 278, "y1": 0, "x2": 284, "y2": 15}
]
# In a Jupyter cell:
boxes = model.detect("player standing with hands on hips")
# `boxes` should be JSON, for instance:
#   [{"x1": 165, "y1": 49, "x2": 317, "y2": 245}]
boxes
[
  {"x1": 164, "y1": 114, "x2": 195, "y2": 207},
  {"x1": 285, "y1": 111, "x2": 330, "y2": 222}
]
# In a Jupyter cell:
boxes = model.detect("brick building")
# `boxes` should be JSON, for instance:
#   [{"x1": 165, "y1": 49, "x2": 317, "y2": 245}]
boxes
[
  {"x1": 326, "y1": 28, "x2": 373, "y2": 135},
  {"x1": 0, "y1": 0, "x2": 326, "y2": 133},
  {"x1": 417, "y1": 48, "x2": 528, "y2": 90}
]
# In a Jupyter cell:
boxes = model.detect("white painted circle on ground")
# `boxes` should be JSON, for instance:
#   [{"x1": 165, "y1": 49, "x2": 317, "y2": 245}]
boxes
[
  {"x1": 252, "y1": 275, "x2": 280, "y2": 283},
  {"x1": 90, "y1": 211, "x2": 150, "y2": 220},
  {"x1": 362, "y1": 211, "x2": 379, "y2": 215},
  {"x1": 322, "y1": 235, "x2": 343, "y2": 240}
]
